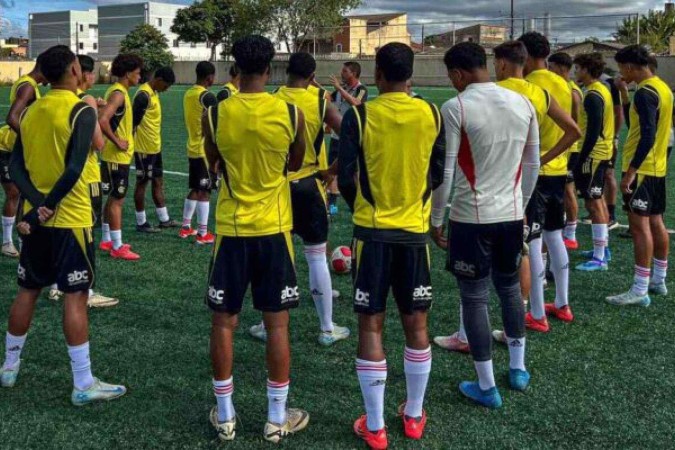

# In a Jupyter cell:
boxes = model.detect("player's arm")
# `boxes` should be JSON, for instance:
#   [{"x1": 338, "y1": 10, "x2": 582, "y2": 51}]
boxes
[
  {"x1": 288, "y1": 108, "x2": 306, "y2": 172},
  {"x1": 429, "y1": 110, "x2": 447, "y2": 190},
  {"x1": 621, "y1": 88, "x2": 658, "y2": 193},
  {"x1": 81, "y1": 95, "x2": 105, "y2": 152},
  {"x1": 132, "y1": 91, "x2": 150, "y2": 130},
  {"x1": 6, "y1": 84, "x2": 36, "y2": 133},
  {"x1": 571, "y1": 89, "x2": 581, "y2": 124},
  {"x1": 98, "y1": 91, "x2": 128, "y2": 150},
  {"x1": 577, "y1": 93, "x2": 604, "y2": 164},
  {"x1": 521, "y1": 101, "x2": 541, "y2": 208},
  {"x1": 202, "y1": 106, "x2": 223, "y2": 173},
  {"x1": 337, "y1": 108, "x2": 360, "y2": 212},
  {"x1": 201, "y1": 91, "x2": 218, "y2": 110},
  {"x1": 540, "y1": 96, "x2": 582, "y2": 166},
  {"x1": 324, "y1": 102, "x2": 342, "y2": 135},
  {"x1": 332, "y1": 81, "x2": 367, "y2": 107},
  {"x1": 610, "y1": 83, "x2": 624, "y2": 138},
  {"x1": 615, "y1": 77, "x2": 631, "y2": 128},
  {"x1": 216, "y1": 88, "x2": 230, "y2": 103},
  {"x1": 8, "y1": 134, "x2": 45, "y2": 209}
]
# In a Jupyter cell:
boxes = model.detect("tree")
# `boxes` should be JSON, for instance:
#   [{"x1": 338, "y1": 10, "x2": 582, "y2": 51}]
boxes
[
  {"x1": 614, "y1": 9, "x2": 675, "y2": 53},
  {"x1": 119, "y1": 24, "x2": 174, "y2": 76},
  {"x1": 171, "y1": 0, "x2": 235, "y2": 61}
]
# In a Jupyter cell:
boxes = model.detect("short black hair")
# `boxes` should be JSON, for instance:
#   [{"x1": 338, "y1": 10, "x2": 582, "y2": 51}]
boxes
[
  {"x1": 39, "y1": 45, "x2": 76, "y2": 83},
  {"x1": 518, "y1": 32, "x2": 550, "y2": 59},
  {"x1": 573, "y1": 53, "x2": 605, "y2": 79},
  {"x1": 154, "y1": 66, "x2": 176, "y2": 84},
  {"x1": 444, "y1": 42, "x2": 486, "y2": 71},
  {"x1": 614, "y1": 44, "x2": 652, "y2": 66},
  {"x1": 229, "y1": 64, "x2": 239, "y2": 78},
  {"x1": 231, "y1": 35, "x2": 276, "y2": 76},
  {"x1": 344, "y1": 61, "x2": 361, "y2": 78},
  {"x1": 287, "y1": 52, "x2": 316, "y2": 79},
  {"x1": 77, "y1": 54, "x2": 95, "y2": 74},
  {"x1": 111, "y1": 54, "x2": 143, "y2": 78},
  {"x1": 548, "y1": 52, "x2": 573, "y2": 69},
  {"x1": 376, "y1": 42, "x2": 414, "y2": 82},
  {"x1": 494, "y1": 41, "x2": 527, "y2": 65},
  {"x1": 195, "y1": 61, "x2": 216, "y2": 80},
  {"x1": 648, "y1": 54, "x2": 658, "y2": 72}
]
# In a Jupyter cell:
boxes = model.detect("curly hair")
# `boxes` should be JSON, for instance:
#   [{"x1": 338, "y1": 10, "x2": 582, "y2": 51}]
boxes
[
  {"x1": 111, "y1": 54, "x2": 143, "y2": 78},
  {"x1": 231, "y1": 35, "x2": 275, "y2": 76},
  {"x1": 39, "y1": 45, "x2": 76, "y2": 83},
  {"x1": 518, "y1": 32, "x2": 550, "y2": 59},
  {"x1": 376, "y1": 43, "x2": 414, "y2": 82}
]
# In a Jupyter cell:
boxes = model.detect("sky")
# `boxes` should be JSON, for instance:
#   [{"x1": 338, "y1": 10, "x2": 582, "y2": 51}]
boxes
[{"x1": 0, "y1": 0, "x2": 668, "y2": 41}]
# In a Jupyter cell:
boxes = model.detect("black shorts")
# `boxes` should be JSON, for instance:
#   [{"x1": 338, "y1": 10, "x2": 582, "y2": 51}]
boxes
[
  {"x1": 575, "y1": 158, "x2": 609, "y2": 200},
  {"x1": 447, "y1": 220, "x2": 523, "y2": 280},
  {"x1": 0, "y1": 151, "x2": 11, "y2": 184},
  {"x1": 189, "y1": 157, "x2": 216, "y2": 191},
  {"x1": 525, "y1": 176, "x2": 566, "y2": 240},
  {"x1": 89, "y1": 182, "x2": 102, "y2": 224},
  {"x1": 18, "y1": 227, "x2": 95, "y2": 293},
  {"x1": 135, "y1": 152, "x2": 164, "y2": 182},
  {"x1": 622, "y1": 174, "x2": 666, "y2": 216},
  {"x1": 291, "y1": 175, "x2": 329, "y2": 244},
  {"x1": 566, "y1": 153, "x2": 580, "y2": 184},
  {"x1": 329, "y1": 138, "x2": 340, "y2": 165},
  {"x1": 206, "y1": 232, "x2": 299, "y2": 314},
  {"x1": 101, "y1": 162, "x2": 130, "y2": 199},
  {"x1": 352, "y1": 239, "x2": 432, "y2": 315}
]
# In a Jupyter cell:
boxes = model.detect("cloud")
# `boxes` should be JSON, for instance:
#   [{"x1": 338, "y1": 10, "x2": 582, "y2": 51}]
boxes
[{"x1": 0, "y1": 1, "x2": 16, "y2": 8}]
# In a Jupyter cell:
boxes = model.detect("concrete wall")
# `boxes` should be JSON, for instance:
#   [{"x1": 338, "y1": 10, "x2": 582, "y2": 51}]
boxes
[{"x1": 0, "y1": 62, "x2": 40, "y2": 84}]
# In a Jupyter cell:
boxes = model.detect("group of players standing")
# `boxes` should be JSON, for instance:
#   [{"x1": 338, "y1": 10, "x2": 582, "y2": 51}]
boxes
[{"x1": 0, "y1": 29, "x2": 671, "y2": 449}]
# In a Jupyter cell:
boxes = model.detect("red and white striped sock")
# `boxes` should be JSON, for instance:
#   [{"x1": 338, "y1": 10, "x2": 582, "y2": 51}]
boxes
[
  {"x1": 564, "y1": 220, "x2": 578, "y2": 241},
  {"x1": 267, "y1": 379, "x2": 289, "y2": 425},
  {"x1": 592, "y1": 224, "x2": 608, "y2": 261},
  {"x1": 631, "y1": 265, "x2": 651, "y2": 296},
  {"x1": 356, "y1": 358, "x2": 387, "y2": 431},
  {"x1": 653, "y1": 258, "x2": 668, "y2": 284},
  {"x1": 403, "y1": 347, "x2": 431, "y2": 418},
  {"x1": 213, "y1": 377, "x2": 235, "y2": 423}
]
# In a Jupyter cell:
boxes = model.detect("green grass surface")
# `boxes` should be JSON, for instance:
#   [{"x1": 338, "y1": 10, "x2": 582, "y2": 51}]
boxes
[{"x1": 0, "y1": 85, "x2": 674, "y2": 449}]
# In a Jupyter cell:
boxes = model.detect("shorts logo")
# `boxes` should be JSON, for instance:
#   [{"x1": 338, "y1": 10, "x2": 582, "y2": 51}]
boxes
[
  {"x1": 67, "y1": 270, "x2": 89, "y2": 285},
  {"x1": 200, "y1": 178, "x2": 210, "y2": 188},
  {"x1": 632, "y1": 198, "x2": 648, "y2": 211},
  {"x1": 530, "y1": 223, "x2": 541, "y2": 234},
  {"x1": 454, "y1": 261, "x2": 476, "y2": 277},
  {"x1": 413, "y1": 285, "x2": 432, "y2": 301},
  {"x1": 17, "y1": 264, "x2": 26, "y2": 280},
  {"x1": 281, "y1": 286, "x2": 299, "y2": 303},
  {"x1": 118, "y1": 185, "x2": 126, "y2": 194},
  {"x1": 354, "y1": 288, "x2": 370, "y2": 307},
  {"x1": 590, "y1": 186, "x2": 602, "y2": 197},
  {"x1": 208, "y1": 286, "x2": 225, "y2": 304},
  {"x1": 102, "y1": 182, "x2": 111, "y2": 191}
]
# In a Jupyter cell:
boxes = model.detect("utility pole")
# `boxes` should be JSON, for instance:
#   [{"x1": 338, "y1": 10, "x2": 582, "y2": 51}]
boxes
[{"x1": 510, "y1": 0, "x2": 515, "y2": 40}]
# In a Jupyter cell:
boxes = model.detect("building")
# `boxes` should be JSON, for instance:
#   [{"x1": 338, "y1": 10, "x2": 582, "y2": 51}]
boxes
[
  {"x1": 29, "y1": 9, "x2": 98, "y2": 58},
  {"x1": 426, "y1": 24, "x2": 508, "y2": 48},
  {"x1": 0, "y1": 39, "x2": 28, "y2": 58},
  {"x1": 555, "y1": 41, "x2": 625, "y2": 58}
]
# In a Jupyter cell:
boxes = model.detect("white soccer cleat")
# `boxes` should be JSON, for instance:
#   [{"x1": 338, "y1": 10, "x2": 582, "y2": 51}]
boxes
[
  {"x1": 249, "y1": 322, "x2": 267, "y2": 342},
  {"x1": 71, "y1": 378, "x2": 127, "y2": 406},
  {"x1": 492, "y1": 330, "x2": 507, "y2": 344},
  {"x1": 1, "y1": 361, "x2": 20, "y2": 388},
  {"x1": 48, "y1": 288, "x2": 63, "y2": 301},
  {"x1": 88, "y1": 292, "x2": 119, "y2": 308},
  {"x1": 263, "y1": 408, "x2": 310, "y2": 443},
  {"x1": 318, "y1": 324, "x2": 350, "y2": 346},
  {"x1": 1, "y1": 242, "x2": 19, "y2": 258},
  {"x1": 210, "y1": 406, "x2": 236, "y2": 441},
  {"x1": 332, "y1": 289, "x2": 340, "y2": 299},
  {"x1": 605, "y1": 290, "x2": 651, "y2": 307},
  {"x1": 648, "y1": 281, "x2": 668, "y2": 296}
]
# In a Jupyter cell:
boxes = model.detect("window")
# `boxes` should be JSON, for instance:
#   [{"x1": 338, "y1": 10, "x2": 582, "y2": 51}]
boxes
[
  {"x1": 173, "y1": 39, "x2": 179, "y2": 48},
  {"x1": 79, "y1": 42, "x2": 84, "y2": 50},
  {"x1": 335, "y1": 43, "x2": 343, "y2": 52},
  {"x1": 156, "y1": 18, "x2": 162, "y2": 27},
  {"x1": 79, "y1": 24, "x2": 84, "y2": 33},
  {"x1": 93, "y1": 43, "x2": 98, "y2": 50}
]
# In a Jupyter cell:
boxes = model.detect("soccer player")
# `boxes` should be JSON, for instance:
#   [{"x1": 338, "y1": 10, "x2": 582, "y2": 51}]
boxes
[
  {"x1": 216, "y1": 64, "x2": 240, "y2": 102},
  {"x1": 518, "y1": 32, "x2": 581, "y2": 332},
  {"x1": 202, "y1": 35, "x2": 308, "y2": 443},
  {"x1": 0, "y1": 45, "x2": 126, "y2": 403},
  {"x1": 431, "y1": 42, "x2": 539, "y2": 409},
  {"x1": 600, "y1": 69, "x2": 624, "y2": 230},
  {"x1": 327, "y1": 61, "x2": 367, "y2": 215},
  {"x1": 339, "y1": 43, "x2": 446, "y2": 448},
  {"x1": 133, "y1": 67, "x2": 179, "y2": 232},
  {"x1": 572, "y1": 53, "x2": 615, "y2": 271},
  {"x1": 99, "y1": 54, "x2": 142, "y2": 260},
  {"x1": 247, "y1": 52, "x2": 348, "y2": 346},
  {"x1": 0, "y1": 58, "x2": 46, "y2": 258},
  {"x1": 180, "y1": 61, "x2": 218, "y2": 244},
  {"x1": 607, "y1": 45, "x2": 673, "y2": 306}
]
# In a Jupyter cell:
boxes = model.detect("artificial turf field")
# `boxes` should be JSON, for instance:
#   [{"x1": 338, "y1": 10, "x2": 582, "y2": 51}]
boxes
[{"x1": 0, "y1": 84, "x2": 674, "y2": 450}]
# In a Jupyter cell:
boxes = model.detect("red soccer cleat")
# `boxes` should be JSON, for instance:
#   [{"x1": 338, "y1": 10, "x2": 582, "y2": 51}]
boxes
[
  {"x1": 111, "y1": 244, "x2": 140, "y2": 261},
  {"x1": 196, "y1": 232, "x2": 215, "y2": 245},
  {"x1": 525, "y1": 312, "x2": 550, "y2": 333},
  {"x1": 179, "y1": 227, "x2": 198, "y2": 239},
  {"x1": 99, "y1": 241, "x2": 113, "y2": 252},
  {"x1": 353, "y1": 415, "x2": 388, "y2": 450},
  {"x1": 563, "y1": 238, "x2": 578, "y2": 250},
  {"x1": 398, "y1": 403, "x2": 427, "y2": 440},
  {"x1": 545, "y1": 303, "x2": 574, "y2": 323}
]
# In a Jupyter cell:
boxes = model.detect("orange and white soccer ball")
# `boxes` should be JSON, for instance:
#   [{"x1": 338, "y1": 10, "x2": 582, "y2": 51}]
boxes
[{"x1": 331, "y1": 246, "x2": 352, "y2": 274}]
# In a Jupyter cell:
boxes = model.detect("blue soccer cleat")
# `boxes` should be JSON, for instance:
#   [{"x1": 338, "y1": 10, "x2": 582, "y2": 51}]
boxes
[
  {"x1": 509, "y1": 369, "x2": 531, "y2": 391},
  {"x1": 71, "y1": 378, "x2": 127, "y2": 406},
  {"x1": 575, "y1": 258, "x2": 608, "y2": 272},
  {"x1": 458, "y1": 381, "x2": 502, "y2": 409},
  {"x1": 329, "y1": 204, "x2": 338, "y2": 216},
  {"x1": 606, "y1": 290, "x2": 651, "y2": 307},
  {"x1": 0, "y1": 361, "x2": 20, "y2": 388},
  {"x1": 581, "y1": 247, "x2": 611, "y2": 262}
]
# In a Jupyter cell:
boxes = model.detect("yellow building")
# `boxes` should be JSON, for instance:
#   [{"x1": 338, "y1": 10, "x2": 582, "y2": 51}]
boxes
[{"x1": 334, "y1": 13, "x2": 411, "y2": 56}]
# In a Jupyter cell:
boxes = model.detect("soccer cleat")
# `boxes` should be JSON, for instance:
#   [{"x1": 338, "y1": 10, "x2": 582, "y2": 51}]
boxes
[
  {"x1": 2, "y1": 242, "x2": 19, "y2": 258},
  {"x1": 111, "y1": 244, "x2": 140, "y2": 261},
  {"x1": 353, "y1": 415, "x2": 388, "y2": 450},
  {"x1": 48, "y1": 288, "x2": 63, "y2": 301},
  {"x1": 209, "y1": 406, "x2": 236, "y2": 441},
  {"x1": 136, "y1": 222, "x2": 160, "y2": 233},
  {"x1": 88, "y1": 292, "x2": 119, "y2": 308},
  {"x1": 179, "y1": 227, "x2": 198, "y2": 239},
  {"x1": 263, "y1": 408, "x2": 310, "y2": 443},
  {"x1": 608, "y1": 219, "x2": 620, "y2": 231},
  {"x1": 563, "y1": 238, "x2": 578, "y2": 250},
  {"x1": 249, "y1": 322, "x2": 267, "y2": 342},
  {"x1": 525, "y1": 312, "x2": 550, "y2": 333},
  {"x1": 332, "y1": 289, "x2": 340, "y2": 299},
  {"x1": 71, "y1": 378, "x2": 127, "y2": 406},
  {"x1": 433, "y1": 332, "x2": 470, "y2": 354},
  {"x1": 318, "y1": 324, "x2": 350, "y2": 346},
  {"x1": 458, "y1": 381, "x2": 502, "y2": 409},
  {"x1": 544, "y1": 304, "x2": 574, "y2": 322},
  {"x1": 158, "y1": 219, "x2": 180, "y2": 229},
  {"x1": 196, "y1": 232, "x2": 215, "y2": 245},
  {"x1": 580, "y1": 247, "x2": 612, "y2": 262},
  {"x1": 329, "y1": 204, "x2": 338, "y2": 216},
  {"x1": 492, "y1": 329, "x2": 507, "y2": 344},
  {"x1": 1, "y1": 361, "x2": 20, "y2": 388},
  {"x1": 509, "y1": 369, "x2": 531, "y2": 392},
  {"x1": 580, "y1": 215, "x2": 592, "y2": 225},
  {"x1": 606, "y1": 290, "x2": 651, "y2": 307},
  {"x1": 397, "y1": 402, "x2": 427, "y2": 440},
  {"x1": 649, "y1": 281, "x2": 668, "y2": 296},
  {"x1": 575, "y1": 258, "x2": 608, "y2": 272},
  {"x1": 99, "y1": 240, "x2": 113, "y2": 252}
]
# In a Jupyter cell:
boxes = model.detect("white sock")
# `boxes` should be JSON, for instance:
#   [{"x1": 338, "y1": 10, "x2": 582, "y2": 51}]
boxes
[
  {"x1": 356, "y1": 358, "x2": 387, "y2": 431},
  {"x1": 51, "y1": 283, "x2": 58, "y2": 290},
  {"x1": 89, "y1": 289, "x2": 94, "y2": 297},
  {"x1": 182, "y1": 199, "x2": 197, "y2": 227},
  {"x1": 267, "y1": 379, "x2": 289, "y2": 425},
  {"x1": 632, "y1": 265, "x2": 650, "y2": 296},
  {"x1": 403, "y1": 347, "x2": 431, "y2": 418},
  {"x1": 213, "y1": 377, "x2": 235, "y2": 422},
  {"x1": 68, "y1": 342, "x2": 94, "y2": 390},
  {"x1": 543, "y1": 230, "x2": 569, "y2": 309},
  {"x1": 2, "y1": 332, "x2": 26, "y2": 370},
  {"x1": 135, "y1": 210, "x2": 147, "y2": 226},
  {"x1": 305, "y1": 243, "x2": 334, "y2": 332},
  {"x1": 528, "y1": 238, "x2": 545, "y2": 319},
  {"x1": 110, "y1": 230, "x2": 123, "y2": 250},
  {"x1": 474, "y1": 360, "x2": 496, "y2": 390},
  {"x1": 458, "y1": 304, "x2": 467, "y2": 342},
  {"x1": 102, "y1": 222, "x2": 111, "y2": 242},
  {"x1": 156, "y1": 206, "x2": 169, "y2": 223},
  {"x1": 197, "y1": 201, "x2": 209, "y2": 236},
  {"x1": 653, "y1": 258, "x2": 668, "y2": 284},
  {"x1": 2, "y1": 215, "x2": 14, "y2": 244},
  {"x1": 563, "y1": 220, "x2": 577, "y2": 241},
  {"x1": 507, "y1": 337, "x2": 526, "y2": 371},
  {"x1": 592, "y1": 223, "x2": 608, "y2": 261}
]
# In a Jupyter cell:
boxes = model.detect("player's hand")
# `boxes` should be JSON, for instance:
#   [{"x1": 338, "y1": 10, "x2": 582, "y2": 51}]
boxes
[
  {"x1": 16, "y1": 221, "x2": 31, "y2": 236},
  {"x1": 614, "y1": 76, "x2": 628, "y2": 92},
  {"x1": 431, "y1": 225, "x2": 447, "y2": 250},
  {"x1": 117, "y1": 139, "x2": 129, "y2": 151},
  {"x1": 318, "y1": 170, "x2": 335, "y2": 186},
  {"x1": 329, "y1": 75, "x2": 341, "y2": 90},
  {"x1": 97, "y1": 98, "x2": 107, "y2": 108},
  {"x1": 37, "y1": 206, "x2": 54, "y2": 223},
  {"x1": 621, "y1": 171, "x2": 636, "y2": 195}
]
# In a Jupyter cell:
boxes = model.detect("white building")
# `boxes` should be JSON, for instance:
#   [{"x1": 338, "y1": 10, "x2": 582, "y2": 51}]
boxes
[{"x1": 29, "y1": 9, "x2": 98, "y2": 58}]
